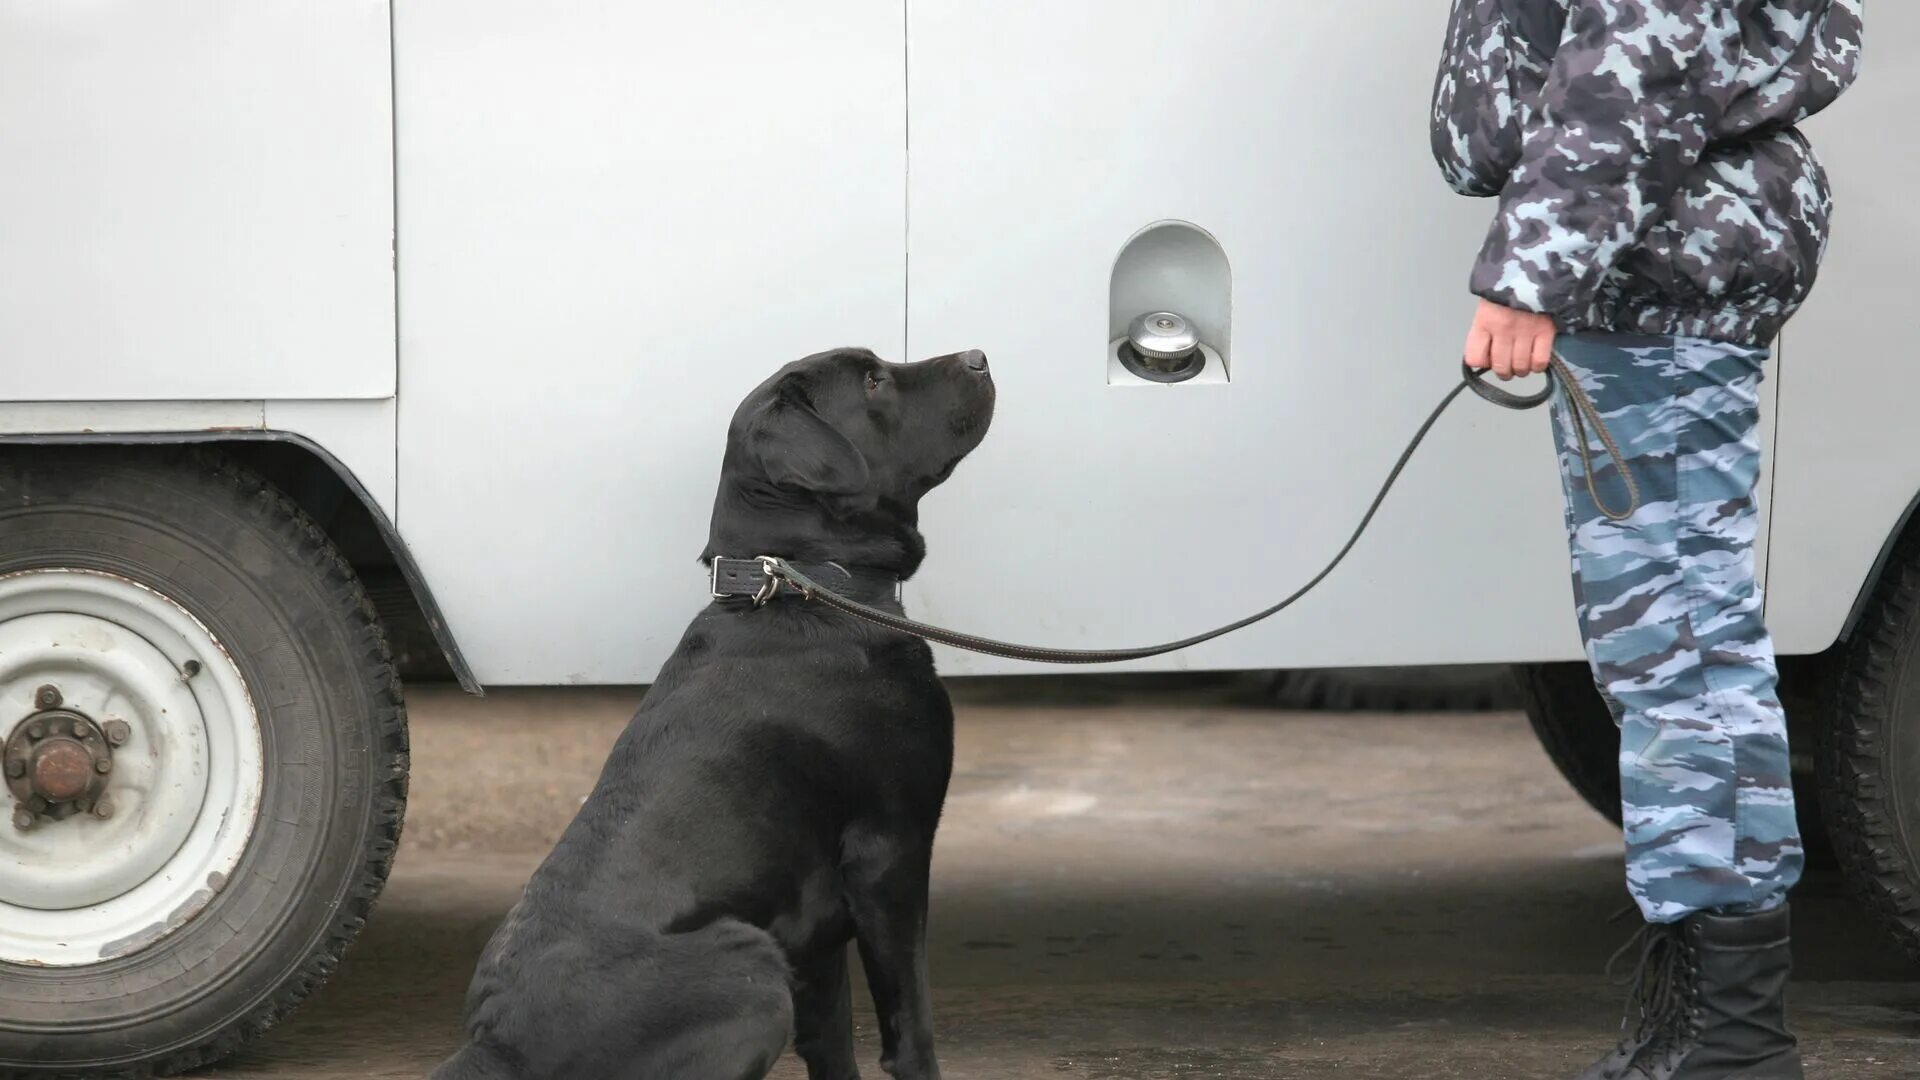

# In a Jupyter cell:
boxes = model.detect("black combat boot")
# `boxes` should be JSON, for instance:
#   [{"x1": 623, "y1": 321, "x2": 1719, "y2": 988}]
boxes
[{"x1": 1573, "y1": 904, "x2": 1801, "y2": 1080}]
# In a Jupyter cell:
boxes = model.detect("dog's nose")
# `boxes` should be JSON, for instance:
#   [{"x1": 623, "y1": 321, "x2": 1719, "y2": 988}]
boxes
[{"x1": 958, "y1": 349, "x2": 989, "y2": 372}]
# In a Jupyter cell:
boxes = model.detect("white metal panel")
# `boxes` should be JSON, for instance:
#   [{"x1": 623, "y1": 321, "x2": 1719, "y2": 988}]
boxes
[
  {"x1": 1754, "y1": 371, "x2": 1779, "y2": 598},
  {"x1": 0, "y1": 402, "x2": 264, "y2": 435},
  {"x1": 0, "y1": 398, "x2": 392, "y2": 518},
  {"x1": 0, "y1": 1, "x2": 394, "y2": 401},
  {"x1": 1766, "y1": 14, "x2": 1920, "y2": 656},
  {"x1": 394, "y1": 1, "x2": 906, "y2": 684},
  {"x1": 906, "y1": 1, "x2": 1594, "y2": 675},
  {"x1": 388, "y1": 1, "x2": 1867, "y2": 686},
  {"x1": 263, "y1": 399, "x2": 396, "y2": 519}
]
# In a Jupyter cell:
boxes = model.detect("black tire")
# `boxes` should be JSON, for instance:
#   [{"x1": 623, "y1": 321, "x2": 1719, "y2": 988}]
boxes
[
  {"x1": 1514, "y1": 661, "x2": 1624, "y2": 825},
  {"x1": 1820, "y1": 523, "x2": 1920, "y2": 960},
  {"x1": 0, "y1": 447, "x2": 407, "y2": 1078},
  {"x1": 1263, "y1": 664, "x2": 1523, "y2": 712}
]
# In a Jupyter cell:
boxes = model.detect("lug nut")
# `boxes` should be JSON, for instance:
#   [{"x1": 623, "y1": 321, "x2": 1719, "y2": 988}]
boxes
[
  {"x1": 11, "y1": 807, "x2": 33, "y2": 831},
  {"x1": 27, "y1": 796, "x2": 47, "y2": 813},
  {"x1": 94, "y1": 758, "x2": 111, "y2": 774},
  {"x1": 33, "y1": 685, "x2": 61, "y2": 710},
  {"x1": 104, "y1": 720, "x2": 131, "y2": 746},
  {"x1": 4, "y1": 759, "x2": 21, "y2": 779},
  {"x1": 25, "y1": 720, "x2": 44, "y2": 739},
  {"x1": 92, "y1": 795, "x2": 113, "y2": 819}
]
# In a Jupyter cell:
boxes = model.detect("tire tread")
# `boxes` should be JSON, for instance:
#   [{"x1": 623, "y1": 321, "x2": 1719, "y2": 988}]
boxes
[
  {"x1": 1514, "y1": 661, "x2": 1625, "y2": 826},
  {"x1": 1818, "y1": 524, "x2": 1920, "y2": 962},
  {"x1": 0, "y1": 449, "x2": 407, "y2": 1080}
]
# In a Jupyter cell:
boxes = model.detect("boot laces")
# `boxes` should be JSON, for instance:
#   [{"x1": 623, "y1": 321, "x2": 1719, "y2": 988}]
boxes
[{"x1": 1605, "y1": 919, "x2": 1695, "y2": 1053}]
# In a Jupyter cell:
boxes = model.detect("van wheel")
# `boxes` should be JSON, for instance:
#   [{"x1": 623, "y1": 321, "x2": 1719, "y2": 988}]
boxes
[
  {"x1": 1514, "y1": 662, "x2": 1623, "y2": 825},
  {"x1": 1520, "y1": 659, "x2": 1833, "y2": 870},
  {"x1": 1263, "y1": 664, "x2": 1522, "y2": 712},
  {"x1": 0, "y1": 448, "x2": 407, "y2": 1078},
  {"x1": 1820, "y1": 524, "x2": 1920, "y2": 959}
]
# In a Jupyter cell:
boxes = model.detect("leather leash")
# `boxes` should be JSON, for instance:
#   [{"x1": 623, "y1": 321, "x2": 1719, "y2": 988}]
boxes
[{"x1": 744, "y1": 355, "x2": 1637, "y2": 665}]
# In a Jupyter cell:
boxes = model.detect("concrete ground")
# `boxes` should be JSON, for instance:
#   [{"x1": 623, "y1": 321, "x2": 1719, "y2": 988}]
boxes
[{"x1": 201, "y1": 681, "x2": 1919, "y2": 1079}]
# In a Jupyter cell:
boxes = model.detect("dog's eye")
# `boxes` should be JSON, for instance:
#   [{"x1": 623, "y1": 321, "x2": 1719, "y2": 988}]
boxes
[{"x1": 865, "y1": 372, "x2": 883, "y2": 393}]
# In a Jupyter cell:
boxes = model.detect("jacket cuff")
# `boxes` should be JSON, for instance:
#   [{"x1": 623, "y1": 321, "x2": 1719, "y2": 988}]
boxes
[{"x1": 1469, "y1": 262, "x2": 1551, "y2": 316}]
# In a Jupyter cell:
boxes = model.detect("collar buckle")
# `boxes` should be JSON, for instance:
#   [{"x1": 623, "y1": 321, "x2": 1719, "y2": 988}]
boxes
[
  {"x1": 711, "y1": 556, "x2": 883, "y2": 607},
  {"x1": 710, "y1": 556, "x2": 772, "y2": 604},
  {"x1": 710, "y1": 555, "x2": 799, "y2": 607}
]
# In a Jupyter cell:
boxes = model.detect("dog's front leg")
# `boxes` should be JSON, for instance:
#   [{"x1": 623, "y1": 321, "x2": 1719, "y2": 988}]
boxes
[
  {"x1": 844, "y1": 829, "x2": 939, "y2": 1080},
  {"x1": 793, "y1": 942, "x2": 862, "y2": 1080}
]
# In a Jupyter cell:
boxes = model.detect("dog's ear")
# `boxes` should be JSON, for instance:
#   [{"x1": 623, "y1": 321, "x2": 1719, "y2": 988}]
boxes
[{"x1": 745, "y1": 386, "x2": 871, "y2": 497}]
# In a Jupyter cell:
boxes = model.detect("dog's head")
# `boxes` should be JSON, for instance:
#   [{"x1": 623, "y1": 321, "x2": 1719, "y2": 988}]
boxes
[{"x1": 703, "y1": 347, "x2": 995, "y2": 577}]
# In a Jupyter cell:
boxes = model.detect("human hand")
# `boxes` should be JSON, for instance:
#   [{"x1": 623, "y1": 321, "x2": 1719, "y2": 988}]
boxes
[{"x1": 1463, "y1": 299, "x2": 1555, "y2": 380}]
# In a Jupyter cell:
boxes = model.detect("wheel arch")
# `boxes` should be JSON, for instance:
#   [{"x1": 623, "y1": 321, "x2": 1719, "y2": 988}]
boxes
[
  {"x1": 0, "y1": 431, "x2": 480, "y2": 695},
  {"x1": 1838, "y1": 481, "x2": 1920, "y2": 647}
]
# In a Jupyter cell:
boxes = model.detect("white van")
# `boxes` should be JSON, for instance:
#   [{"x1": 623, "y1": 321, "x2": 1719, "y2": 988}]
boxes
[{"x1": 1, "y1": 4, "x2": 1913, "y2": 1075}]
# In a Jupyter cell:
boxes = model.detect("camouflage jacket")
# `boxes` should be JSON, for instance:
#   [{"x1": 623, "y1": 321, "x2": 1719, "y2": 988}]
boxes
[{"x1": 1432, "y1": 0, "x2": 1863, "y2": 346}]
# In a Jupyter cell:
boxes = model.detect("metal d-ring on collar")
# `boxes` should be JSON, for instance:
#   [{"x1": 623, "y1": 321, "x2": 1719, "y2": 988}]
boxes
[
  {"x1": 752, "y1": 556, "x2": 790, "y2": 606},
  {"x1": 709, "y1": 556, "x2": 898, "y2": 608},
  {"x1": 734, "y1": 355, "x2": 1635, "y2": 664}
]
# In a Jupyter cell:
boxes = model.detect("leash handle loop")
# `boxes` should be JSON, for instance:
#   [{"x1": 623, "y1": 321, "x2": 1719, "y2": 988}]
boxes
[
  {"x1": 765, "y1": 355, "x2": 1637, "y2": 664},
  {"x1": 1553, "y1": 358, "x2": 1640, "y2": 523},
  {"x1": 1461, "y1": 362, "x2": 1554, "y2": 409},
  {"x1": 1464, "y1": 358, "x2": 1638, "y2": 523}
]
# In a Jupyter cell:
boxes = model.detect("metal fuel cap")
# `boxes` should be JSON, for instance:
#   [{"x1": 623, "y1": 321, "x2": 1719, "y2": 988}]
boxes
[{"x1": 1126, "y1": 311, "x2": 1201, "y2": 362}]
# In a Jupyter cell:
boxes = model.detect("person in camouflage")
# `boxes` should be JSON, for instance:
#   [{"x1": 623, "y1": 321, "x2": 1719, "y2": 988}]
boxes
[{"x1": 1431, "y1": 2, "x2": 1862, "y2": 1078}]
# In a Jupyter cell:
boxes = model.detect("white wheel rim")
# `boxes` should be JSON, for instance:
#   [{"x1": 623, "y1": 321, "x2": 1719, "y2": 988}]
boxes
[{"x1": 0, "y1": 569, "x2": 262, "y2": 967}]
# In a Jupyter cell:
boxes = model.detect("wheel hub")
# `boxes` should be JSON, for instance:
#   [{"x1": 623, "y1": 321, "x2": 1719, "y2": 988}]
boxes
[
  {"x1": 0, "y1": 569, "x2": 263, "y2": 965},
  {"x1": 5, "y1": 689, "x2": 123, "y2": 828}
]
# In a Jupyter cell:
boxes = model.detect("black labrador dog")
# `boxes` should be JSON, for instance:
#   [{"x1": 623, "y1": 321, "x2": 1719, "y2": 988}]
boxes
[{"x1": 432, "y1": 346, "x2": 994, "y2": 1080}]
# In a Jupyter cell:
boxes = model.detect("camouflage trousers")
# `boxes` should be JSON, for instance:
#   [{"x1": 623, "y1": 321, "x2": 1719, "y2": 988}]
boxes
[{"x1": 1550, "y1": 333, "x2": 1804, "y2": 924}]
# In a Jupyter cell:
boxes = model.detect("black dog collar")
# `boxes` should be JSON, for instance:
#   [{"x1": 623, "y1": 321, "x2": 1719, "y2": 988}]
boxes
[{"x1": 709, "y1": 556, "x2": 899, "y2": 607}]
